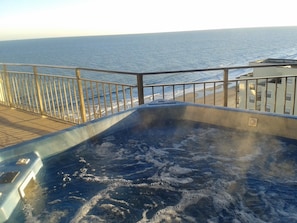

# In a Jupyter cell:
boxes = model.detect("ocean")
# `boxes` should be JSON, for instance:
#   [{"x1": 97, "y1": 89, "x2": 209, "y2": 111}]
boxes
[{"x1": 1, "y1": 26, "x2": 297, "y2": 85}]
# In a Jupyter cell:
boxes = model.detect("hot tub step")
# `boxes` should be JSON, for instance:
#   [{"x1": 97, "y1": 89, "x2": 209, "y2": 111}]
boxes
[{"x1": 0, "y1": 152, "x2": 43, "y2": 222}]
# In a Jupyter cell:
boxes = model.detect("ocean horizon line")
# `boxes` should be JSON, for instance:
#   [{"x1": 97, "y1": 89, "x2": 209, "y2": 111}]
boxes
[{"x1": 1, "y1": 25, "x2": 297, "y2": 42}]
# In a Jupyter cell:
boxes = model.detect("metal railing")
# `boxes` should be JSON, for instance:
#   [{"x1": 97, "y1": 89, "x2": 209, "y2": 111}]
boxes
[{"x1": 1, "y1": 62, "x2": 297, "y2": 123}]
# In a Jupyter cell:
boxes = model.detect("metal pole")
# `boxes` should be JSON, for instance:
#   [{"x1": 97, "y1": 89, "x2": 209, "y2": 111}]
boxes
[
  {"x1": 223, "y1": 69, "x2": 228, "y2": 107},
  {"x1": 137, "y1": 74, "x2": 144, "y2": 105},
  {"x1": 3, "y1": 64, "x2": 13, "y2": 107},
  {"x1": 76, "y1": 68, "x2": 87, "y2": 123},
  {"x1": 33, "y1": 66, "x2": 45, "y2": 115}
]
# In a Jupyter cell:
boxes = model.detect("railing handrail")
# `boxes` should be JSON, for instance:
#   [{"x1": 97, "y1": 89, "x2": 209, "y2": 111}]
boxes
[
  {"x1": 5, "y1": 66, "x2": 296, "y2": 87},
  {"x1": 137, "y1": 63, "x2": 296, "y2": 75},
  {"x1": 0, "y1": 63, "x2": 76, "y2": 70},
  {"x1": 5, "y1": 70, "x2": 136, "y2": 87},
  {"x1": 1, "y1": 61, "x2": 297, "y2": 76}
]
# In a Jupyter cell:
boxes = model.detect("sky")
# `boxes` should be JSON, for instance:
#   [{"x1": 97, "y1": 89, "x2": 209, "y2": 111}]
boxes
[{"x1": 1, "y1": 0, "x2": 297, "y2": 41}]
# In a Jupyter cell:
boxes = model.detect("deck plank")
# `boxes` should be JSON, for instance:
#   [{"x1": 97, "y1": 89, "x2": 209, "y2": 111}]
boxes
[{"x1": 0, "y1": 105, "x2": 74, "y2": 149}]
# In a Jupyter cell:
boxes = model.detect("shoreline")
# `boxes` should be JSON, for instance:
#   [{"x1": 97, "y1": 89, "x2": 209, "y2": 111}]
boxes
[{"x1": 175, "y1": 85, "x2": 237, "y2": 107}]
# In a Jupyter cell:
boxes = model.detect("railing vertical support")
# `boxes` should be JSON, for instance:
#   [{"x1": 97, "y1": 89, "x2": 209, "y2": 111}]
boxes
[
  {"x1": 33, "y1": 66, "x2": 45, "y2": 115},
  {"x1": 223, "y1": 69, "x2": 229, "y2": 107},
  {"x1": 137, "y1": 74, "x2": 144, "y2": 105},
  {"x1": 3, "y1": 64, "x2": 13, "y2": 107},
  {"x1": 76, "y1": 68, "x2": 87, "y2": 123}
]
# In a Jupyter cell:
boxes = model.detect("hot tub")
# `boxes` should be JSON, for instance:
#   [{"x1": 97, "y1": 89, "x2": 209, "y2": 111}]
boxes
[{"x1": 1, "y1": 101, "x2": 297, "y2": 222}]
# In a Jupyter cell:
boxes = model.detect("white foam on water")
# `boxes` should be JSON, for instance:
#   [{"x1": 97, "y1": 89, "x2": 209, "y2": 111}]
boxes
[
  {"x1": 192, "y1": 154, "x2": 212, "y2": 161},
  {"x1": 48, "y1": 199, "x2": 62, "y2": 205},
  {"x1": 138, "y1": 189, "x2": 208, "y2": 222},
  {"x1": 168, "y1": 164, "x2": 193, "y2": 175},
  {"x1": 42, "y1": 211, "x2": 68, "y2": 223},
  {"x1": 76, "y1": 215, "x2": 104, "y2": 222},
  {"x1": 95, "y1": 142, "x2": 115, "y2": 156},
  {"x1": 212, "y1": 190, "x2": 235, "y2": 212},
  {"x1": 70, "y1": 189, "x2": 105, "y2": 223},
  {"x1": 144, "y1": 147, "x2": 169, "y2": 169},
  {"x1": 159, "y1": 172, "x2": 194, "y2": 184},
  {"x1": 23, "y1": 203, "x2": 41, "y2": 223},
  {"x1": 24, "y1": 202, "x2": 68, "y2": 223},
  {"x1": 68, "y1": 196, "x2": 87, "y2": 203},
  {"x1": 164, "y1": 143, "x2": 186, "y2": 152},
  {"x1": 138, "y1": 178, "x2": 237, "y2": 222},
  {"x1": 234, "y1": 210, "x2": 268, "y2": 223}
]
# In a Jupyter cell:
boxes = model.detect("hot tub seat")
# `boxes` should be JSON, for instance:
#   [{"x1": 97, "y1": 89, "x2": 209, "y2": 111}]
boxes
[{"x1": 0, "y1": 152, "x2": 43, "y2": 222}]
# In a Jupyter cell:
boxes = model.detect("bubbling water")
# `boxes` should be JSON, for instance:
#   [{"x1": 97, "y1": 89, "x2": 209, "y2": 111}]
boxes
[{"x1": 11, "y1": 121, "x2": 297, "y2": 223}]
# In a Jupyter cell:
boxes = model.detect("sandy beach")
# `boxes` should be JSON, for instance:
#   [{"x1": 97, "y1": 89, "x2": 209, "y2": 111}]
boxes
[{"x1": 175, "y1": 85, "x2": 237, "y2": 108}]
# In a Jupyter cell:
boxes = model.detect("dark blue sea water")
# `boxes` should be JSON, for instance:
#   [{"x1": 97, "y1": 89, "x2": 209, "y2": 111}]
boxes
[{"x1": 1, "y1": 27, "x2": 297, "y2": 84}]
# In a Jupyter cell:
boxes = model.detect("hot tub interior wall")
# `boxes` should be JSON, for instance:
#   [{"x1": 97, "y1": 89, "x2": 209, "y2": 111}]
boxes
[{"x1": 135, "y1": 104, "x2": 297, "y2": 141}]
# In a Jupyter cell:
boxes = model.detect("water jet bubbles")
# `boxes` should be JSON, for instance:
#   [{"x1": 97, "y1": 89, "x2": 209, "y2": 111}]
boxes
[
  {"x1": 98, "y1": 203, "x2": 127, "y2": 221},
  {"x1": 101, "y1": 142, "x2": 115, "y2": 148},
  {"x1": 95, "y1": 141, "x2": 116, "y2": 157},
  {"x1": 63, "y1": 174, "x2": 71, "y2": 182},
  {"x1": 168, "y1": 164, "x2": 193, "y2": 175},
  {"x1": 62, "y1": 174, "x2": 72, "y2": 188},
  {"x1": 79, "y1": 157, "x2": 87, "y2": 164},
  {"x1": 80, "y1": 168, "x2": 88, "y2": 174},
  {"x1": 212, "y1": 190, "x2": 235, "y2": 213},
  {"x1": 139, "y1": 143, "x2": 149, "y2": 152},
  {"x1": 23, "y1": 203, "x2": 39, "y2": 223}
]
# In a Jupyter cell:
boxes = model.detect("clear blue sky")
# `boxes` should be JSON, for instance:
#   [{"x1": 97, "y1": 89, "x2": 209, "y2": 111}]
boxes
[{"x1": 1, "y1": 0, "x2": 296, "y2": 41}]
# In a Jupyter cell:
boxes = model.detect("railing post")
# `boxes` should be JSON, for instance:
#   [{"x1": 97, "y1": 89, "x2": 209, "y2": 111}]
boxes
[
  {"x1": 2, "y1": 64, "x2": 13, "y2": 107},
  {"x1": 33, "y1": 66, "x2": 45, "y2": 115},
  {"x1": 137, "y1": 74, "x2": 144, "y2": 105},
  {"x1": 76, "y1": 68, "x2": 87, "y2": 123},
  {"x1": 223, "y1": 69, "x2": 229, "y2": 107}
]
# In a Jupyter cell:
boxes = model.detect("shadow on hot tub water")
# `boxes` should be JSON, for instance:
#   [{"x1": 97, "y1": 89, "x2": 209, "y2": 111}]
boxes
[{"x1": 9, "y1": 121, "x2": 297, "y2": 223}]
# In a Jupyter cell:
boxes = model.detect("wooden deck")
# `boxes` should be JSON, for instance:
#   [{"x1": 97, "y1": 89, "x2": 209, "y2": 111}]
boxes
[{"x1": 0, "y1": 105, "x2": 75, "y2": 149}]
